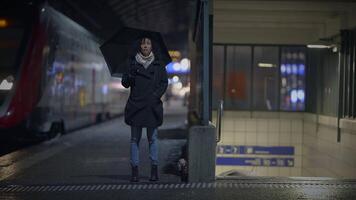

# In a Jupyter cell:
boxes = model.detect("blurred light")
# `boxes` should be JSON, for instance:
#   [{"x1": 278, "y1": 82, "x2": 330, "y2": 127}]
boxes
[
  {"x1": 109, "y1": 82, "x2": 125, "y2": 90},
  {"x1": 290, "y1": 90, "x2": 298, "y2": 103},
  {"x1": 6, "y1": 111, "x2": 12, "y2": 116},
  {"x1": 286, "y1": 64, "x2": 292, "y2": 74},
  {"x1": 91, "y1": 62, "x2": 103, "y2": 71},
  {"x1": 180, "y1": 58, "x2": 190, "y2": 70},
  {"x1": 298, "y1": 52, "x2": 305, "y2": 60},
  {"x1": 0, "y1": 19, "x2": 8, "y2": 28},
  {"x1": 297, "y1": 90, "x2": 305, "y2": 102},
  {"x1": 282, "y1": 78, "x2": 287, "y2": 87},
  {"x1": 173, "y1": 62, "x2": 181, "y2": 71},
  {"x1": 178, "y1": 86, "x2": 190, "y2": 97},
  {"x1": 172, "y1": 76, "x2": 179, "y2": 83},
  {"x1": 166, "y1": 62, "x2": 173, "y2": 72},
  {"x1": 332, "y1": 46, "x2": 338, "y2": 53},
  {"x1": 0, "y1": 78, "x2": 13, "y2": 90},
  {"x1": 175, "y1": 82, "x2": 183, "y2": 89},
  {"x1": 41, "y1": 8, "x2": 46, "y2": 12},
  {"x1": 168, "y1": 50, "x2": 181, "y2": 62},
  {"x1": 166, "y1": 61, "x2": 190, "y2": 74},
  {"x1": 292, "y1": 64, "x2": 298, "y2": 74},
  {"x1": 292, "y1": 53, "x2": 298, "y2": 59},
  {"x1": 258, "y1": 63, "x2": 275, "y2": 68},
  {"x1": 281, "y1": 64, "x2": 286, "y2": 74},
  {"x1": 307, "y1": 45, "x2": 331, "y2": 49},
  {"x1": 102, "y1": 84, "x2": 108, "y2": 95},
  {"x1": 298, "y1": 64, "x2": 305, "y2": 75}
]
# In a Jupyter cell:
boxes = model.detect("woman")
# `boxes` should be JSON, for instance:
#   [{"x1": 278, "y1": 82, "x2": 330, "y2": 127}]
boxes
[{"x1": 121, "y1": 37, "x2": 168, "y2": 182}]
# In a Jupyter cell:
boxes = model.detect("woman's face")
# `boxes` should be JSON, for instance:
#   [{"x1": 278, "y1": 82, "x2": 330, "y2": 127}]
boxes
[{"x1": 140, "y1": 38, "x2": 152, "y2": 56}]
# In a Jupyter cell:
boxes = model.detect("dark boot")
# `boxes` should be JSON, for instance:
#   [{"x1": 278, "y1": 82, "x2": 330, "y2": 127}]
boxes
[
  {"x1": 149, "y1": 165, "x2": 159, "y2": 181},
  {"x1": 130, "y1": 166, "x2": 139, "y2": 182}
]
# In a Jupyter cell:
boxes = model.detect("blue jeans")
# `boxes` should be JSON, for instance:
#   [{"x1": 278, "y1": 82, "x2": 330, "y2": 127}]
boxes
[{"x1": 130, "y1": 126, "x2": 158, "y2": 167}]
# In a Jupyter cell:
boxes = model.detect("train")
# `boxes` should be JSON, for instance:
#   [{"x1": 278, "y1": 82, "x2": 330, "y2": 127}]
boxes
[{"x1": 0, "y1": 3, "x2": 128, "y2": 137}]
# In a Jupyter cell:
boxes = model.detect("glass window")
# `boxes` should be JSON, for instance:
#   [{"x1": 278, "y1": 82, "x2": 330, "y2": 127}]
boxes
[
  {"x1": 305, "y1": 48, "x2": 320, "y2": 113},
  {"x1": 322, "y1": 50, "x2": 338, "y2": 116},
  {"x1": 212, "y1": 45, "x2": 224, "y2": 109},
  {"x1": 253, "y1": 46, "x2": 279, "y2": 110},
  {"x1": 280, "y1": 47, "x2": 306, "y2": 111},
  {"x1": 225, "y1": 46, "x2": 251, "y2": 110},
  {"x1": 0, "y1": 28, "x2": 25, "y2": 74},
  {"x1": 212, "y1": 44, "x2": 307, "y2": 112},
  {"x1": 0, "y1": 19, "x2": 27, "y2": 106}
]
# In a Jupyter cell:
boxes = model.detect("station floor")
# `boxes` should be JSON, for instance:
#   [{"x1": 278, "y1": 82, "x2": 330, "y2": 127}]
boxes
[{"x1": 1, "y1": 100, "x2": 356, "y2": 199}]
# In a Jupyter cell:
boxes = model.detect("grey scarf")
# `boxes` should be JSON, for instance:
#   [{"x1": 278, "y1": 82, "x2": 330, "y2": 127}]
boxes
[{"x1": 135, "y1": 52, "x2": 155, "y2": 69}]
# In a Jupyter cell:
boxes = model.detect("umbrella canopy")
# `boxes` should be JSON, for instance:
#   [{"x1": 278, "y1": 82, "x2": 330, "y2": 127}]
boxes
[{"x1": 100, "y1": 26, "x2": 171, "y2": 77}]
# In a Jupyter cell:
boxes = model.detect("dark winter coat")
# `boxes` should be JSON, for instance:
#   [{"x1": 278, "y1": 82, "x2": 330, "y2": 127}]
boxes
[{"x1": 122, "y1": 59, "x2": 168, "y2": 127}]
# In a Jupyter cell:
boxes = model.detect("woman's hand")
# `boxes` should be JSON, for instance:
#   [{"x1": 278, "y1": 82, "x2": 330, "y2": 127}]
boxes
[{"x1": 122, "y1": 65, "x2": 138, "y2": 88}]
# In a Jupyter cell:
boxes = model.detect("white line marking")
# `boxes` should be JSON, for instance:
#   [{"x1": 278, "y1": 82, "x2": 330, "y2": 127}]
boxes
[
  {"x1": 23, "y1": 186, "x2": 31, "y2": 192},
  {"x1": 90, "y1": 185, "x2": 96, "y2": 191},
  {"x1": 32, "y1": 186, "x2": 41, "y2": 191},
  {"x1": 69, "y1": 185, "x2": 75, "y2": 191},
  {"x1": 16, "y1": 186, "x2": 25, "y2": 192}
]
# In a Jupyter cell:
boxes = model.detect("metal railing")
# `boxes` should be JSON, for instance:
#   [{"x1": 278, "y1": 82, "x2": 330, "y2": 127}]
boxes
[{"x1": 216, "y1": 100, "x2": 224, "y2": 142}]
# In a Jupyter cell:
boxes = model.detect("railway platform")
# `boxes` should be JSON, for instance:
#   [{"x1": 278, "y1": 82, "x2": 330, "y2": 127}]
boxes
[{"x1": 1, "y1": 101, "x2": 356, "y2": 199}]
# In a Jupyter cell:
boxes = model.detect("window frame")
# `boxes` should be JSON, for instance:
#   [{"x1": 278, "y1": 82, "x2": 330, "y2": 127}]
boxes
[{"x1": 212, "y1": 43, "x2": 307, "y2": 112}]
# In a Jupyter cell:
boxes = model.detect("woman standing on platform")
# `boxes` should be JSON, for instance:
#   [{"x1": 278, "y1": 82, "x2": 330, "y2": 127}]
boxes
[{"x1": 121, "y1": 37, "x2": 168, "y2": 182}]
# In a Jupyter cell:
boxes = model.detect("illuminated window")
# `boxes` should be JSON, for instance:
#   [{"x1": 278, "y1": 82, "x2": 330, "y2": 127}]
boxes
[
  {"x1": 212, "y1": 45, "x2": 306, "y2": 112},
  {"x1": 280, "y1": 47, "x2": 306, "y2": 111}
]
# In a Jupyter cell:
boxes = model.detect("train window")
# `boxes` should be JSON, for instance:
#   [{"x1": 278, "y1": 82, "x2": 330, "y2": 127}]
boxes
[
  {"x1": 0, "y1": 27, "x2": 25, "y2": 72},
  {"x1": 0, "y1": 22, "x2": 26, "y2": 106},
  {"x1": 252, "y1": 46, "x2": 279, "y2": 111}
]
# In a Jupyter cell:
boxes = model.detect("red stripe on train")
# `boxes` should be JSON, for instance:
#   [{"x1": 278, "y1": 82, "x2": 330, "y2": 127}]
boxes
[{"x1": 0, "y1": 18, "x2": 46, "y2": 128}]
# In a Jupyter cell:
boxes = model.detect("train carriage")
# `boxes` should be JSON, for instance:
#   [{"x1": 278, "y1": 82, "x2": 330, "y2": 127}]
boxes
[{"x1": 0, "y1": 3, "x2": 128, "y2": 137}]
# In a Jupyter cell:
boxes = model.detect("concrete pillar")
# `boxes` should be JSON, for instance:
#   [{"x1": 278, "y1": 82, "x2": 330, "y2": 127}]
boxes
[{"x1": 188, "y1": 125, "x2": 216, "y2": 182}]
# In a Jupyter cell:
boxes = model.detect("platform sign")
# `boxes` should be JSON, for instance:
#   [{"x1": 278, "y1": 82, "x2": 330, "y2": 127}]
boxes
[
  {"x1": 216, "y1": 145, "x2": 295, "y2": 167},
  {"x1": 216, "y1": 157, "x2": 294, "y2": 167},
  {"x1": 217, "y1": 145, "x2": 294, "y2": 155}
]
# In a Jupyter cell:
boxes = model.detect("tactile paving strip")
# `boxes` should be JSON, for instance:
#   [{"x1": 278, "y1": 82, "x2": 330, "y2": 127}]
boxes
[{"x1": 1, "y1": 181, "x2": 356, "y2": 193}]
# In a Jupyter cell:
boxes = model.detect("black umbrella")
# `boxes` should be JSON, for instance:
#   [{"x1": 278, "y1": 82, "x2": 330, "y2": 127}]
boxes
[{"x1": 100, "y1": 26, "x2": 171, "y2": 77}]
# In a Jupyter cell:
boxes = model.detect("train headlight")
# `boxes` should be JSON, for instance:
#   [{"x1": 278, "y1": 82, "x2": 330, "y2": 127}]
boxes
[{"x1": 0, "y1": 75, "x2": 14, "y2": 90}]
